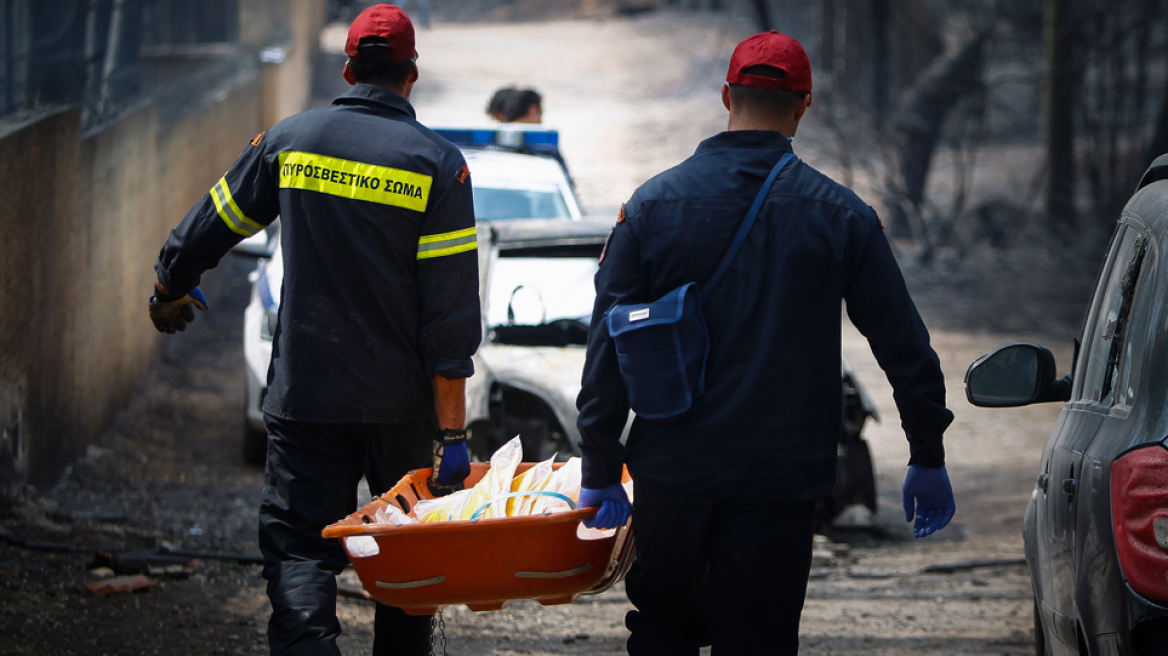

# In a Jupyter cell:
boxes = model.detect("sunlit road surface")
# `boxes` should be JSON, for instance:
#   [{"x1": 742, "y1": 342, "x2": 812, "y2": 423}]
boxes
[{"x1": 322, "y1": 11, "x2": 1062, "y2": 654}]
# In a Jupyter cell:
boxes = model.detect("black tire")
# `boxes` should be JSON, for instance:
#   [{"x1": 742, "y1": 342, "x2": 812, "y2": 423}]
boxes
[
  {"x1": 511, "y1": 417, "x2": 552, "y2": 462},
  {"x1": 466, "y1": 420, "x2": 493, "y2": 462},
  {"x1": 820, "y1": 434, "x2": 878, "y2": 527},
  {"x1": 243, "y1": 414, "x2": 267, "y2": 466},
  {"x1": 847, "y1": 435, "x2": 877, "y2": 512}
]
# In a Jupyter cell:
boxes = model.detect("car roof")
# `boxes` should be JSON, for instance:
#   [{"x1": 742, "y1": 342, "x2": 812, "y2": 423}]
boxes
[
  {"x1": 463, "y1": 149, "x2": 568, "y2": 190},
  {"x1": 485, "y1": 217, "x2": 613, "y2": 250},
  {"x1": 1125, "y1": 157, "x2": 1168, "y2": 237},
  {"x1": 1137, "y1": 153, "x2": 1168, "y2": 191}
]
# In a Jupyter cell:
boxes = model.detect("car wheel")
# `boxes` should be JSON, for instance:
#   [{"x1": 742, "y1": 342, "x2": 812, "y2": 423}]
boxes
[
  {"x1": 1033, "y1": 599, "x2": 1049, "y2": 656},
  {"x1": 243, "y1": 414, "x2": 267, "y2": 466},
  {"x1": 819, "y1": 434, "x2": 878, "y2": 527},
  {"x1": 511, "y1": 417, "x2": 552, "y2": 462},
  {"x1": 845, "y1": 435, "x2": 877, "y2": 512},
  {"x1": 466, "y1": 420, "x2": 493, "y2": 461}
]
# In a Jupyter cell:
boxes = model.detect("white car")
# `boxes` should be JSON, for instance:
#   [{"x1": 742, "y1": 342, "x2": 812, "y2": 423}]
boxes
[{"x1": 241, "y1": 132, "x2": 582, "y2": 462}]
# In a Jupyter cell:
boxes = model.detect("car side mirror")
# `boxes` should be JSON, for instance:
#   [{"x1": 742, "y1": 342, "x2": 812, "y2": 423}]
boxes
[{"x1": 965, "y1": 343, "x2": 1068, "y2": 407}]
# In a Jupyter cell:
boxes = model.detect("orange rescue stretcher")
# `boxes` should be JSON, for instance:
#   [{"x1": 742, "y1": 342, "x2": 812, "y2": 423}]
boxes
[{"x1": 322, "y1": 462, "x2": 634, "y2": 615}]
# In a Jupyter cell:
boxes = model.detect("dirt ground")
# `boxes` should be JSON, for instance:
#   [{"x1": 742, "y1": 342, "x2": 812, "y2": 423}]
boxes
[{"x1": 1, "y1": 8, "x2": 1098, "y2": 656}]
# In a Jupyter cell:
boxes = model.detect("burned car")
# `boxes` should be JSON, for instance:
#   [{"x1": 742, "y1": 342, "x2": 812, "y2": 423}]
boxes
[
  {"x1": 466, "y1": 218, "x2": 882, "y2": 528},
  {"x1": 965, "y1": 155, "x2": 1168, "y2": 655}
]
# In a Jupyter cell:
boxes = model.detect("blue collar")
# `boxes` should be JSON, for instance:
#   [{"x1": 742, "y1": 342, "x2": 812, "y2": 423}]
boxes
[
  {"x1": 696, "y1": 130, "x2": 796, "y2": 154},
  {"x1": 333, "y1": 84, "x2": 417, "y2": 119}
]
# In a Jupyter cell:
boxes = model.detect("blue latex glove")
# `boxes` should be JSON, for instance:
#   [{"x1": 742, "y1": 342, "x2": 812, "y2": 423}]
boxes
[
  {"x1": 902, "y1": 464, "x2": 956, "y2": 538},
  {"x1": 578, "y1": 484, "x2": 632, "y2": 530},
  {"x1": 148, "y1": 286, "x2": 209, "y2": 334},
  {"x1": 428, "y1": 436, "x2": 470, "y2": 495}
]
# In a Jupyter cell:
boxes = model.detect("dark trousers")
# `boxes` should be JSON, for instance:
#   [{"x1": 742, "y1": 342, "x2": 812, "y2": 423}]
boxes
[
  {"x1": 259, "y1": 414, "x2": 435, "y2": 656},
  {"x1": 624, "y1": 478, "x2": 817, "y2": 656}
]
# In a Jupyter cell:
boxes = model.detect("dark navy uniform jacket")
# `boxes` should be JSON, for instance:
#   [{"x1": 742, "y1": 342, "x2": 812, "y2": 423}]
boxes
[
  {"x1": 576, "y1": 130, "x2": 953, "y2": 502},
  {"x1": 156, "y1": 85, "x2": 481, "y2": 424}
]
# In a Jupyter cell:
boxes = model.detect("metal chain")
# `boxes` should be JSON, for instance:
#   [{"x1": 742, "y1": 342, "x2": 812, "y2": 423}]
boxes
[
  {"x1": 427, "y1": 610, "x2": 448, "y2": 656},
  {"x1": 428, "y1": 614, "x2": 436, "y2": 656}
]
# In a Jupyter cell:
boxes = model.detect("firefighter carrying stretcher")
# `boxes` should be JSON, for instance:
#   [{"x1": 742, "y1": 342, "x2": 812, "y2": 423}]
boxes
[{"x1": 147, "y1": 5, "x2": 480, "y2": 654}]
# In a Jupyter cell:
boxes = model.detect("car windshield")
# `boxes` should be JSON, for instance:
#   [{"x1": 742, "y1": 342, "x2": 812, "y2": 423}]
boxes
[
  {"x1": 474, "y1": 187, "x2": 570, "y2": 221},
  {"x1": 487, "y1": 255, "x2": 597, "y2": 346}
]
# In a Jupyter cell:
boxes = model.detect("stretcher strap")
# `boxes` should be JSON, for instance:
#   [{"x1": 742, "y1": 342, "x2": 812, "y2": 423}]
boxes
[{"x1": 469, "y1": 491, "x2": 576, "y2": 521}]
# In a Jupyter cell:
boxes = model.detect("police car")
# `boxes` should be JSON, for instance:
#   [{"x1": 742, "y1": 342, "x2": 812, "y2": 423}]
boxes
[
  {"x1": 434, "y1": 126, "x2": 581, "y2": 221},
  {"x1": 241, "y1": 128, "x2": 582, "y2": 462}
]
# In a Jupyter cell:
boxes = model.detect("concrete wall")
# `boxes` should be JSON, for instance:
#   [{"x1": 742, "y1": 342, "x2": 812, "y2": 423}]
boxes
[
  {"x1": 261, "y1": 0, "x2": 325, "y2": 129},
  {"x1": 0, "y1": 0, "x2": 323, "y2": 491},
  {"x1": 0, "y1": 108, "x2": 85, "y2": 488}
]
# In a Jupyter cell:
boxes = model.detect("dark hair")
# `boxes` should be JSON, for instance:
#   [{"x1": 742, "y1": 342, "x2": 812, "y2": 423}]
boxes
[
  {"x1": 486, "y1": 87, "x2": 542, "y2": 122},
  {"x1": 728, "y1": 65, "x2": 808, "y2": 116},
  {"x1": 348, "y1": 37, "x2": 415, "y2": 89},
  {"x1": 486, "y1": 88, "x2": 512, "y2": 117}
]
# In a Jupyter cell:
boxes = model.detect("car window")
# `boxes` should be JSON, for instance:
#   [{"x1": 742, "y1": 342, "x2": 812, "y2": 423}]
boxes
[
  {"x1": 1115, "y1": 237, "x2": 1155, "y2": 406},
  {"x1": 474, "y1": 187, "x2": 570, "y2": 221},
  {"x1": 1075, "y1": 226, "x2": 1148, "y2": 406}
]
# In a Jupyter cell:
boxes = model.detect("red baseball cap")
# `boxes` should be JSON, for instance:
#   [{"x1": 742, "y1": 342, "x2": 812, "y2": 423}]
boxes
[
  {"x1": 345, "y1": 4, "x2": 417, "y2": 63},
  {"x1": 726, "y1": 30, "x2": 812, "y2": 92}
]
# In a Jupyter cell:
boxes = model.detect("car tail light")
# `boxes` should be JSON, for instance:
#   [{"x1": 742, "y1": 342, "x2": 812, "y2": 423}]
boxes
[{"x1": 1112, "y1": 443, "x2": 1168, "y2": 603}]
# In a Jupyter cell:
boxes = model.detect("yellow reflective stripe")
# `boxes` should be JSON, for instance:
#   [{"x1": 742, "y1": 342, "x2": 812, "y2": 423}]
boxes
[
  {"x1": 417, "y1": 227, "x2": 477, "y2": 260},
  {"x1": 417, "y1": 241, "x2": 477, "y2": 260},
  {"x1": 278, "y1": 151, "x2": 432, "y2": 212},
  {"x1": 210, "y1": 176, "x2": 262, "y2": 237},
  {"x1": 418, "y1": 227, "x2": 476, "y2": 245}
]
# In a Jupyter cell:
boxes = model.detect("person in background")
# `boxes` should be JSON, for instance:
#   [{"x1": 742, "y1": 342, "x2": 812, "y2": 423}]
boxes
[
  {"x1": 486, "y1": 86, "x2": 573, "y2": 181},
  {"x1": 486, "y1": 87, "x2": 543, "y2": 123}
]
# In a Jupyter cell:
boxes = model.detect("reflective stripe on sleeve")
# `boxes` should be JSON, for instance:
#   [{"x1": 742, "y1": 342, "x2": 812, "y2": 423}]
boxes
[
  {"x1": 417, "y1": 227, "x2": 477, "y2": 260},
  {"x1": 210, "y1": 176, "x2": 263, "y2": 237},
  {"x1": 278, "y1": 151, "x2": 433, "y2": 212}
]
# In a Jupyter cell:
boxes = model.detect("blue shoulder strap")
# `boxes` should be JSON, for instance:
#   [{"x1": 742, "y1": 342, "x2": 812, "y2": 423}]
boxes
[{"x1": 700, "y1": 152, "x2": 796, "y2": 303}]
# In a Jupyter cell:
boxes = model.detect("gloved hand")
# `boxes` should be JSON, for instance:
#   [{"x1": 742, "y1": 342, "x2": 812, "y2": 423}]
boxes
[
  {"x1": 148, "y1": 286, "x2": 209, "y2": 334},
  {"x1": 578, "y1": 483, "x2": 632, "y2": 530},
  {"x1": 428, "y1": 429, "x2": 470, "y2": 496},
  {"x1": 903, "y1": 464, "x2": 956, "y2": 538}
]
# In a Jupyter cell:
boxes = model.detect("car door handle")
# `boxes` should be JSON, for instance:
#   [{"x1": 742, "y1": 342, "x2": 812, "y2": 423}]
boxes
[
  {"x1": 1037, "y1": 474, "x2": 1049, "y2": 491},
  {"x1": 1062, "y1": 478, "x2": 1077, "y2": 496}
]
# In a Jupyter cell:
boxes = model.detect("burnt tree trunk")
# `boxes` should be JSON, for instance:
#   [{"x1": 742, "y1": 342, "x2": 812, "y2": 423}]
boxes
[
  {"x1": 751, "y1": 0, "x2": 773, "y2": 30},
  {"x1": 890, "y1": 32, "x2": 987, "y2": 225},
  {"x1": 1149, "y1": 87, "x2": 1168, "y2": 164},
  {"x1": 1044, "y1": 0, "x2": 1077, "y2": 229},
  {"x1": 871, "y1": 0, "x2": 890, "y2": 128},
  {"x1": 818, "y1": 0, "x2": 836, "y2": 79}
]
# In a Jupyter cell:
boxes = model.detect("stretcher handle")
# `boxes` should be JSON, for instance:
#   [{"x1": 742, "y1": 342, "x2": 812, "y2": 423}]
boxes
[{"x1": 469, "y1": 491, "x2": 576, "y2": 521}]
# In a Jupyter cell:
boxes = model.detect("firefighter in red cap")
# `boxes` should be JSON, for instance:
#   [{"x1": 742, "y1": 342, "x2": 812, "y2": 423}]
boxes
[
  {"x1": 148, "y1": 5, "x2": 479, "y2": 654},
  {"x1": 576, "y1": 30, "x2": 956, "y2": 654}
]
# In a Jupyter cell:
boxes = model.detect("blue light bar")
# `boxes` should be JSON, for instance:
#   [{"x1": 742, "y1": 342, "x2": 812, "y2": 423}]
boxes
[
  {"x1": 522, "y1": 131, "x2": 558, "y2": 147},
  {"x1": 433, "y1": 127, "x2": 559, "y2": 150}
]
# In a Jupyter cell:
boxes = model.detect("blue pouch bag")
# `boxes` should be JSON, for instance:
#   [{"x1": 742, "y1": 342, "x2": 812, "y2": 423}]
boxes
[
  {"x1": 605, "y1": 152, "x2": 795, "y2": 419},
  {"x1": 606, "y1": 283, "x2": 708, "y2": 418}
]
